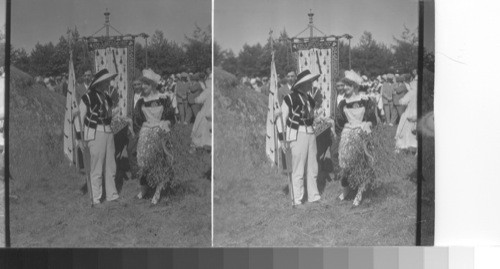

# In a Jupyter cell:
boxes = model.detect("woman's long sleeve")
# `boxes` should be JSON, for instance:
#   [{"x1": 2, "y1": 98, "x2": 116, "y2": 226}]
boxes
[{"x1": 133, "y1": 101, "x2": 145, "y2": 134}]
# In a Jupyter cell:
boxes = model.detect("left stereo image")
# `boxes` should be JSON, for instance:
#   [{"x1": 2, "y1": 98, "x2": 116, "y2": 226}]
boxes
[{"x1": 6, "y1": 0, "x2": 212, "y2": 247}]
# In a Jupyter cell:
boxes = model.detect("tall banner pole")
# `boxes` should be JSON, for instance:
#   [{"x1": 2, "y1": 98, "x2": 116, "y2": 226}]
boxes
[
  {"x1": 68, "y1": 32, "x2": 94, "y2": 207},
  {"x1": 270, "y1": 31, "x2": 294, "y2": 206}
]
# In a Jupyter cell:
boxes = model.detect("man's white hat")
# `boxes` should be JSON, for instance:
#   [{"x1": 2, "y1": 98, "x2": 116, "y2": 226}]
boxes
[
  {"x1": 88, "y1": 68, "x2": 118, "y2": 91},
  {"x1": 291, "y1": 69, "x2": 320, "y2": 91}
]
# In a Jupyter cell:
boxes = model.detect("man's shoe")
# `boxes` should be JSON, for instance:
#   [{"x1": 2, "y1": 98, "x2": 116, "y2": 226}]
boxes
[
  {"x1": 92, "y1": 202, "x2": 105, "y2": 209},
  {"x1": 107, "y1": 196, "x2": 123, "y2": 204},
  {"x1": 80, "y1": 184, "x2": 88, "y2": 195},
  {"x1": 293, "y1": 203, "x2": 306, "y2": 209}
]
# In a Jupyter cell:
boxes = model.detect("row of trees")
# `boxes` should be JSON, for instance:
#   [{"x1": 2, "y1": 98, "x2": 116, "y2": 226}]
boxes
[
  {"x1": 10, "y1": 25, "x2": 212, "y2": 79},
  {"x1": 215, "y1": 26, "x2": 428, "y2": 79}
]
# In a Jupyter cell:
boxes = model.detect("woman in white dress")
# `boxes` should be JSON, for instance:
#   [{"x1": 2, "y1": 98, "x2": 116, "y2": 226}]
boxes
[
  {"x1": 395, "y1": 74, "x2": 418, "y2": 153},
  {"x1": 190, "y1": 71, "x2": 212, "y2": 152}
]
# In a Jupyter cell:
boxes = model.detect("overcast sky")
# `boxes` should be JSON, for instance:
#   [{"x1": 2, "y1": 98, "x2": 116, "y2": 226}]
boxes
[
  {"x1": 11, "y1": 0, "x2": 211, "y2": 51},
  {"x1": 215, "y1": 0, "x2": 419, "y2": 53}
]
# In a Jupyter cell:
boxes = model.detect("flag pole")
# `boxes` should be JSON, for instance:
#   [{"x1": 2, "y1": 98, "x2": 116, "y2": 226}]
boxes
[{"x1": 68, "y1": 30, "x2": 94, "y2": 207}]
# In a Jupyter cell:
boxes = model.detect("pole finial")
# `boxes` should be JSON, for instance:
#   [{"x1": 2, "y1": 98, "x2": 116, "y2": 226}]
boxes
[
  {"x1": 104, "y1": 8, "x2": 110, "y2": 22},
  {"x1": 104, "y1": 8, "x2": 110, "y2": 38},
  {"x1": 308, "y1": 9, "x2": 314, "y2": 37}
]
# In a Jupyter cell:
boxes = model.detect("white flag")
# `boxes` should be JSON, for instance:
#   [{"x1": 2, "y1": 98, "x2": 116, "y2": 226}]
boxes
[
  {"x1": 63, "y1": 52, "x2": 80, "y2": 164},
  {"x1": 265, "y1": 56, "x2": 283, "y2": 166}
]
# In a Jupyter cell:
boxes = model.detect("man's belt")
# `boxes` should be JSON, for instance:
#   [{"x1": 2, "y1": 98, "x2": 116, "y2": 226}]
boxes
[
  {"x1": 296, "y1": 118, "x2": 314, "y2": 126},
  {"x1": 288, "y1": 118, "x2": 314, "y2": 129}
]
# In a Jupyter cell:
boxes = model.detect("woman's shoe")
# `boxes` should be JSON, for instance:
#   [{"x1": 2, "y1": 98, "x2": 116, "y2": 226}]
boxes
[
  {"x1": 136, "y1": 185, "x2": 148, "y2": 199},
  {"x1": 353, "y1": 189, "x2": 363, "y2": 207},
  {"x1": 338, "y1": 187, "x2": 349, "y2": 201},
  {"x1": 92, "y1": 202, "x2": 105, "y2": 209},
  {"x1": 151, "y1": 191, "x2": 161, "y2": 205}
]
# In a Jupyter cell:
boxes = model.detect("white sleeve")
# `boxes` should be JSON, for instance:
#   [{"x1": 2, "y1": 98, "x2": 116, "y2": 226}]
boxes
[{"x1": 281, "y1": 100, "x2": 289, "y2": 129}]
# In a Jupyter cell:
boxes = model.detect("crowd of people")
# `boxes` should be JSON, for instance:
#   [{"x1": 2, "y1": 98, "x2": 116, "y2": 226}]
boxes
[
  {"x1": 271, "y1": 67, "x2": 418, "y2": 207},
  {"x1": 70, "y1": 67, "x2": 212, "y2": 207}
]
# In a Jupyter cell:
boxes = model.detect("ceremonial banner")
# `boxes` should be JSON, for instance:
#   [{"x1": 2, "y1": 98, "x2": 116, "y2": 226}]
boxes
[
  {"x1": 292, "y1": 37, "x2": 339, "y2": 117},
  {"x1": 94, "y1": 47, "x2": 128, "y2": 116},
  {"x1": 265, "y1": 56, "x2": 282, "y2": 166},
  {"x1": 88, "y1": 37, "x2": 135, "y2": 117},
  {"x1": 63, "y1": 53, "x2": 79, "y2": 164}
]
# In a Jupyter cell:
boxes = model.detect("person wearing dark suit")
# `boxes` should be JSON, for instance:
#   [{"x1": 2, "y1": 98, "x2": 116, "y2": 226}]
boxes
[
  {"x1": 75, "y1": 70, "x2": 93, "y2": 104},
  {"x1": 277, "y1": 71, "x2": 296, "y2": 105},
  {"x1": 74, "y1": 70, "x2": 93, "y2": 174},
  {"x1": 187, "y1": 73, "x2": 204, "y2": 122},
  {"x1": 176, "y1": 73, "x2": 189, "y2": 124}
]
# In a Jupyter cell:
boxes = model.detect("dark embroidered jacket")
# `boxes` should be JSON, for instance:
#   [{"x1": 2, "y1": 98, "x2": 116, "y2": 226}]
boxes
[
  {"x1": 133, "y1": 95, "x2": 176, "y2": 134},
  {"x1": 278, "y1": 91, "x2": 315, "y2": 141},
  {"x1": 76, "y1": 90, "x2": 113, "y2": 140}
]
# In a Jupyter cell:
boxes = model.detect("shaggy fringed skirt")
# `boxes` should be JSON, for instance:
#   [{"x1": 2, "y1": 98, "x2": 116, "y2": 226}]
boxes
[
  {"x1": 137, "y1": 126, "x2": 174, "y2": 188},
  {"x1": 338, "y1": 126, "x2": 376, "y2": 189}
]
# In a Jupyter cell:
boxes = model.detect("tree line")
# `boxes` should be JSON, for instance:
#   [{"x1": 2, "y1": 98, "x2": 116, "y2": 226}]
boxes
[
  {"x1": 10, "y1": 25, "x2": 212, "y2": 79},
  {"x1": 215, "y1": 26, "x2": 434, "y2": 79}
]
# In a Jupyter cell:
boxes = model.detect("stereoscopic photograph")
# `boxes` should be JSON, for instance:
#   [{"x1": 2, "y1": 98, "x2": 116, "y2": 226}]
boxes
[
  {"x1": 8, "y1": 0, "x2": 211, "y2": 247},
  {"x1": 214, "y1": 0, "x2": 434, "y2": 246}
]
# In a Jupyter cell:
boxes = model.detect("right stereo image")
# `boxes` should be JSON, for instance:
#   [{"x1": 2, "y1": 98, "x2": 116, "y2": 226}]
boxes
[{"x1": 213, "y1": 0, "x2": 434, "y2": 246}]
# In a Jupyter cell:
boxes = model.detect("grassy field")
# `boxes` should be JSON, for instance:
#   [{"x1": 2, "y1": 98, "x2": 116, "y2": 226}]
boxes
[
  {"x1": 214, "y1": 67, "x2": 420, "y2": 246},
  {"x1": 8, "y1": 66, "x2": 211, "y2": 247}
]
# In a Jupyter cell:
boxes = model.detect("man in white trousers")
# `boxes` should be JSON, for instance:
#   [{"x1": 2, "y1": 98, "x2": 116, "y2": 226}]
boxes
[
  {"x1": 277, "y1": 69, "x2": 321, "y2": 208},
  {"x1": 76, "y1": 69, "x2": 119, "y2": 207}
]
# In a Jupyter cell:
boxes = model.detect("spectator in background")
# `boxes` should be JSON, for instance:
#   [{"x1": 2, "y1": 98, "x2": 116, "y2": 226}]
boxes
[
  {"x1": 76, "y1": 70, "x2": 93, "y2": 104},
  {"x1": 393, "y1": 75, "x2": 409, "y2": 125},
  {"x1": 261, "y1": 76, "x2": 270, "y2": 96},
  {"x1": 61, "y1": 74, "x2": 68, "y2": 97},
  {"x1": 336, "y1": 80, "x2": 346, "y2": 105},
  {"x1": 278, "y1": 71, "x2": 296, "y2": 105},
  {"x1": 190, "y1": 70, "x2": 212, "y2": 154},
  {"x1": 176, "y1": 72, "x2": 189, "y2": 125},
  {"x1": 381, "y1": 74, "x2": 397, "y2": 126},
  {"x1": 367, "y1": 78, "x2": 384, "y2": 124},
  {"x1": 395, "y1": 73, "x2": 418, "y2": 154},
  {"x1": 410, "y1": 69, "x2": 418, "y2": 92},
  {"x1": 250, "y1": 77, "x2": 262, "y2": 93},
  {"x1": 187, "y1": 73, "x2": 204, "y2": 122}
]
